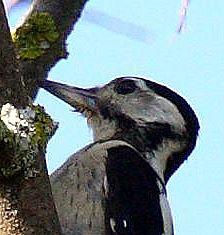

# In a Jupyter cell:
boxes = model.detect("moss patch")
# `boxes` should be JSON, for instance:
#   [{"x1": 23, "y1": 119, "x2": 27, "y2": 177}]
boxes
[
  {"x1": 0, "y1": 104, "x2": 58, "y2": 178},
  {"x1": 13, "y1": 12, "x2": 59, "y2": 59},
  {"x1": 32, "y1": 105, "x2": 58, "y2": 150}
]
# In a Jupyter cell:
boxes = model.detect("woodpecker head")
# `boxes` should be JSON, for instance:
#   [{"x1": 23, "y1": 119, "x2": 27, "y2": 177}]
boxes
[{"x1": 39, "y1": 77, "x2": 199, "y2": 182}]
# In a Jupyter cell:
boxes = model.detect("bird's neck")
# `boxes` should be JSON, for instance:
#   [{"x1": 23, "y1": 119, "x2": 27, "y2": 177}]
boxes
[
  {"x1": 91, "y1": 116, "x2": 184, "y2": 183},
  {"x1": 113, "y1": 129, "x2": 183, "y2": 184}
]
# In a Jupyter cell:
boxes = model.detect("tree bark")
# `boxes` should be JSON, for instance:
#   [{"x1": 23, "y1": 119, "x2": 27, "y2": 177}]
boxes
[
  {"x1": 0, "y1": 0, "x2": 89, "y2": 233},
  {"x1": 19, "y1": 0, "x2": 89, "y2": 99}
]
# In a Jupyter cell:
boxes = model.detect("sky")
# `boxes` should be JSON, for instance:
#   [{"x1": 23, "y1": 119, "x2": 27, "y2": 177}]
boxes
[{"x1": 6, "y1": 0, "x2": 224, "y2": 234}]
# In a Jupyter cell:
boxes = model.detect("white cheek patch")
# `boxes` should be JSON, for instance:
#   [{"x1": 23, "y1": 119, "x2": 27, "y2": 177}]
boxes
[
  {"x1": 148, "y1": 96, "x2": 186, "y2": 132},
  {"x1": 124, "y1": 95, "x2": 186, "y2": 133},
  {"x1": 114, "y1": 78, "x2": 186, "y2": 132}
]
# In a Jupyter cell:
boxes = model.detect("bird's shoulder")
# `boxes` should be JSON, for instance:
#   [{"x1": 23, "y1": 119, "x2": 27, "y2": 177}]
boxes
[
  {"x1": 50, "y1": 139, "x2": 136, "y2": 182},
  {"x1": 50, "y1": 140, "x2": 142, "y2": 235}
]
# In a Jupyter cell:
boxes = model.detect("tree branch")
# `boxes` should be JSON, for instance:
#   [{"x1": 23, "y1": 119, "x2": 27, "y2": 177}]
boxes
[
  {"x1": 16, "y1": 0, "x2": 89, "y2": 99},
  {"x1": 0, "y1": 1, "x2": 27, "y2": 107},
  {"x1": 0, "y1": 0, "x2": 89, "y2": 233},
  {"x1": 0, "y1": 1, "x2": 61, "y2": 233}
]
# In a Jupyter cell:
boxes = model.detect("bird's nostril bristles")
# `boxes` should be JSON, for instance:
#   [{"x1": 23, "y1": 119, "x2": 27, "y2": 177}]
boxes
[{"x1": 74, "y1": 105, "x2": 93, "y2": 120}]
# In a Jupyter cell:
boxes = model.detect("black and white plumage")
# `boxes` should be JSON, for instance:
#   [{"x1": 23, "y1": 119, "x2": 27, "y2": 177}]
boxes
[{"x1": 40, "y1": 77, "x2": 199, "y2": 235}]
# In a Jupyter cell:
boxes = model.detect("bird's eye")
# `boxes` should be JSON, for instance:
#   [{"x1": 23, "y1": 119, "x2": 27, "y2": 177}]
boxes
[{"x1": 114, "y1": 80, "x2": 137, "y2": 95}]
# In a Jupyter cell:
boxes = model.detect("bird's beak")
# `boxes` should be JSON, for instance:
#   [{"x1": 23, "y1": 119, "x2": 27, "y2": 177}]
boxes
[{"x1": 39, "y1": 80, "x2": 98, "y2": 113}]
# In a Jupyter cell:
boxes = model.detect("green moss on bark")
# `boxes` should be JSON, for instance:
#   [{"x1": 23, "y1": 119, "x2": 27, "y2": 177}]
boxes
[
  {"x1": 0, "y1": 104, "x2": 58, "y2": 178},
  {"x1": 13, "y1": 12, "x2": 59, "y2": 59}
]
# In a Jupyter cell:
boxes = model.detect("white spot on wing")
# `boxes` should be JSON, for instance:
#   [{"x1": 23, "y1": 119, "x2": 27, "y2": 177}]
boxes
[
  {"x1": 123, "y1": 219, "x2": 127, "y2": 228},
  {"x1": 103, "y1": 175, "x2": 109, "y2": 196},
  {"x1": 110, "y1": 218, "x2": 116, "y2": 233},
  {"x1": 109, "y1": 217, "x2": 128, "y2": 233}
]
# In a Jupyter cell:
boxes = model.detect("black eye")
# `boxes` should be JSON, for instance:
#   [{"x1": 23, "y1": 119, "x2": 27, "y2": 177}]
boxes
[{"x1": 114, "y1": 80, "x2": 137, "y2": 95}]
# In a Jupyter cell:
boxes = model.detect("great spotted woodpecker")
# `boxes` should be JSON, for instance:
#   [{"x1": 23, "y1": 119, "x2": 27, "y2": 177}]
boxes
[{"x1": 40, "y1": 77, "x2": 199, "y2": 235}]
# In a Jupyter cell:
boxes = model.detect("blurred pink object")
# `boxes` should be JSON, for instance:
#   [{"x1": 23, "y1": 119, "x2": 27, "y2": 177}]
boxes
[
  {"x1": 3, "y1": 0, "x2": 21, "y2": 11},
  {"x1": 177, "y1": 0, "x2": 190, "y2": 33}
]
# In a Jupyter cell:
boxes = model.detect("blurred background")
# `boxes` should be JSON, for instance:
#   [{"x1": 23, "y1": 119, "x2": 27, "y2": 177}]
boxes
[{"x1": 4, "y1": 0, "x2": 224, "y2": 234}]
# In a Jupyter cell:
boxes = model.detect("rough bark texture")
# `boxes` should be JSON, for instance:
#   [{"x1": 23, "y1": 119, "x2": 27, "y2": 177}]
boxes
[
  {"x1": 20, "y1": 0, "x2": 89, "y2": 99},
  {"x1": 0, "y1": 1, "x2": 27, "y2": 107},
  {"x1": 0, "y1": 153, "x2": 62, "y2": 234},
  {"x1": 0, "y1": 0, "x2": 89, "y2": 233}
]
